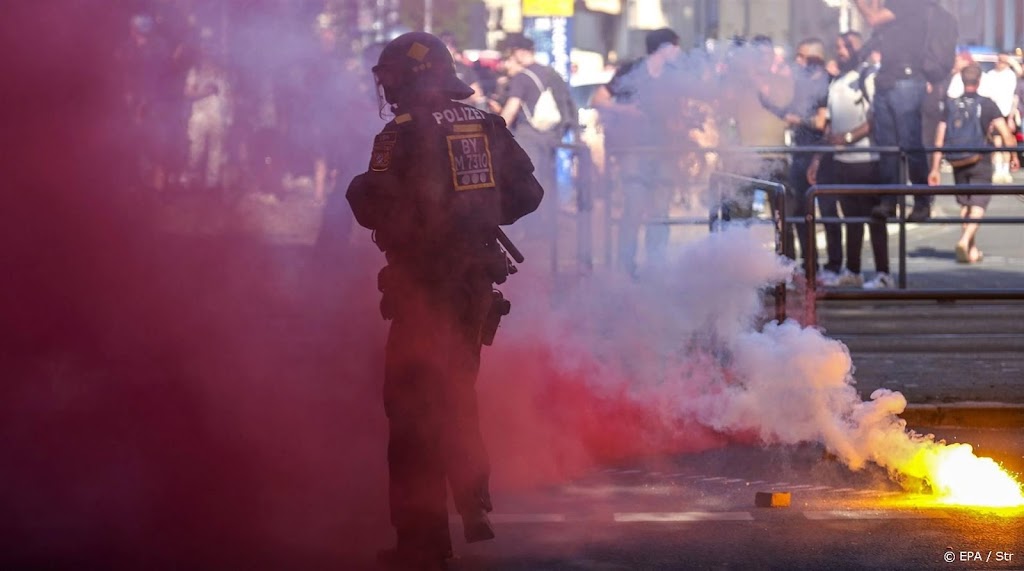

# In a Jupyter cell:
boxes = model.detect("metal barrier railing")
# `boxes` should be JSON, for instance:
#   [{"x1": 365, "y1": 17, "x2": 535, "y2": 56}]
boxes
[
  {"x1": 553, "y1": 142, "x2": 594, "y2": 274},
  {"x1": 569, "y1": 143, "x2": 1022, "y2": 321},
  {"x1": 804, "y1": 184, "x2": 1024, "y2": 325},
  {"x1": 709, "y1": 172, "x2": 789, "y2": 322}
]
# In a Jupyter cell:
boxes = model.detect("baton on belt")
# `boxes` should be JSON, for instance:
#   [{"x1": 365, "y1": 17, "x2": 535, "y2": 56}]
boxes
[{"x1": 496, "y1": 227, "x2": 524, "y2": 264}]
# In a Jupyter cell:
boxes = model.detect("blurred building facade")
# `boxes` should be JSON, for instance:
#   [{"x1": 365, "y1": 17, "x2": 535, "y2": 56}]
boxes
[{"x1": 473, "y1": 0, "x2": 1024, "y2": 71}]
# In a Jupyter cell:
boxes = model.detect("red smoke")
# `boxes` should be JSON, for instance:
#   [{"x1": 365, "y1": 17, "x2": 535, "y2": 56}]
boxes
[
  {"x1": 481, "y1": 343, "x2": 736, "y2": 490},
  {"x1": 1, "y1": 4, "x2": 739, "y2": 569}
]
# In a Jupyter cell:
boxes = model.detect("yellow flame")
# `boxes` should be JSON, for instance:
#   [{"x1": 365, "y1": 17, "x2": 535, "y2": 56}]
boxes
[{"x1": 902, "y1": 443, "x2": 1024, "y2": 507}]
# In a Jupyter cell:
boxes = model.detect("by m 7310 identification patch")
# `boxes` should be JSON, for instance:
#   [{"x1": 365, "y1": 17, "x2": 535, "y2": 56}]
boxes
[{"x1": 446, "y1": 132, "x2": 495, "y2": 192}]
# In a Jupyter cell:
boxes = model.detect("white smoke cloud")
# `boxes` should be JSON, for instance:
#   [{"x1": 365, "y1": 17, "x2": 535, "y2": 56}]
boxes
[{"x1": 494, "y1": 226, "x2": 978, "y2": 491}]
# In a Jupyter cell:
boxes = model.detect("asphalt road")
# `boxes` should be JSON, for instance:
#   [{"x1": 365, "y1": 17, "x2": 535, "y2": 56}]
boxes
[{"x1": 445, "y1": 429, "x2": 1024, "y2": 571}]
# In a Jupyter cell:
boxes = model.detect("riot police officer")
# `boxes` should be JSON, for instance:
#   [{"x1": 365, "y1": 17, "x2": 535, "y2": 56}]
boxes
[{"x1": 346, "y1": 32, "x2": 543, "y2": 570}]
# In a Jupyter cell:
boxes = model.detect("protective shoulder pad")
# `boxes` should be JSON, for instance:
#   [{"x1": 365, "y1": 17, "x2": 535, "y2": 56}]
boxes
[{"x1": 486, "y1": 112, "x2": 508, "y2": 129}]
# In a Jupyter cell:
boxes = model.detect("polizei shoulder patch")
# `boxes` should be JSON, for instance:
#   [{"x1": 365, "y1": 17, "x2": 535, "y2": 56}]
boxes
[
  {"x1": 446, "y1": 132, "x2": 495, "y2": 191},
  {"x1": 369, "y1": 131, "x2": 398, "y2": 172}
]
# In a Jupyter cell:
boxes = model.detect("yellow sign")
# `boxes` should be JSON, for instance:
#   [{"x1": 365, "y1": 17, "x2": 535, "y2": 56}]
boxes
[{"x1": 522, "y1": 0, "x2": 574, "y2": 17}]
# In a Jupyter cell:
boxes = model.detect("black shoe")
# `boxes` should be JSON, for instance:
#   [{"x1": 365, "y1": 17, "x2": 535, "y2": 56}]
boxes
[
  {"x1": 871, "y1": 203, "x2": 896, "y2": 220},
  {"x1": 463, "y1": 511, "x2": 495, "y2": 543},
  {"x1": 907, "y1": 204, "x2": 931, "y2": 222}
]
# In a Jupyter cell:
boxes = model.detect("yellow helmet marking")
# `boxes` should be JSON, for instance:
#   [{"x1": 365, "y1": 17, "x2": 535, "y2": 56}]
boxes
[{"x1": 407, "y1": 42, "x2": 430, "y2": 61}]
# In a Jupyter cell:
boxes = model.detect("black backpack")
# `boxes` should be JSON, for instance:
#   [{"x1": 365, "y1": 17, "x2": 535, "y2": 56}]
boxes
[
  {"x1": 921, "y1": 1, "x2": 958, "y2": 85},
  {"x1": 943, "y1": 95, "x2": 986, "y2": 165}
]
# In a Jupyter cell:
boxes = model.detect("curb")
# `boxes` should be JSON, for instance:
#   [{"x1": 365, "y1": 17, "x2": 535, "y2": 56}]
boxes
[
  {"x1": 839, "y1": 334, "x2": 1024, "y2": 353},
  {"x1": 901, "y1": 402, "x2": 1024, "y2": 428}
]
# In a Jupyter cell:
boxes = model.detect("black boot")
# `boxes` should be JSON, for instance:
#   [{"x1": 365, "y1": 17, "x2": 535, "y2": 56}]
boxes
[{"x1": 907, "y1": 202, "x2": 931, "y2": 222}]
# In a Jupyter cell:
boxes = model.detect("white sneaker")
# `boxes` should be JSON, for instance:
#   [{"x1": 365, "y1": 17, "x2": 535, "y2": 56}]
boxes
[
  {"x1": 994, "y1": 172, "x2": 1015, "y2": 185},
  {"x1": 836, "y1": 269, "x2": 864, "y2": 287},
  {"x1": 863, "y1": 272, "x2": 895, "y2": 289},
  {"x1": 817, "y1": 269, "x2": 842, "y2": 287}
]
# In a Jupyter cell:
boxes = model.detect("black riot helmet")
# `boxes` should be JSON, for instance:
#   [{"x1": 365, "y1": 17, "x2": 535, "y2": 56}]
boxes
[{"x1": 372, "y1": 32, "x2": 474, "y2": 107}]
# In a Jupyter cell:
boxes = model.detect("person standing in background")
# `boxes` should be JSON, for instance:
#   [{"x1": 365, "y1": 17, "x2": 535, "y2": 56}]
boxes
[
  {"x1": 809, "y1": 32, "x2": 892, "y2": 289},
  {"x1": 856, "y1": 0, "x2": 934, "y2": 222},
  {"x1": 759, "y1": 37, "x2": 830, "y2": 275},
  {"x1": 183, "y1": 40, "x2": 230, "y2": 194},
  {"x1": 979, "y1": 54, "x2": 1021, "y2": 183}
]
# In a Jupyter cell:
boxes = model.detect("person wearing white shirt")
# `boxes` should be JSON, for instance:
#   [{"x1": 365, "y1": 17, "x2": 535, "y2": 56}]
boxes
[
  {"x1": 807, "y1": 33, "x2": 892, "y2": 289},
  {"x1": 980, "y1": 54, "x2": 1018, "y2": 116},
  {"x1": 981, "y1": 55, "x2": 1019, "y2": 182}
]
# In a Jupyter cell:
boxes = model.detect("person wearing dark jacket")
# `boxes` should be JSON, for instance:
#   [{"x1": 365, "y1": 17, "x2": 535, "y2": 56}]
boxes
[
  {"x1": 856, "y1": 0, "x2": 933, "y2": 221},
  {"x1": 759, "y1": 37, "x2": 830, "y2": 271},
  {"x1": 346, "y1": 32, "x2": 543, "y2": 571}
]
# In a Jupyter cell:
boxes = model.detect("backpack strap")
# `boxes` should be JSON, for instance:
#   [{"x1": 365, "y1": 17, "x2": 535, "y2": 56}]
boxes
[
  {"x1": 517, "y1": 67, "x2": 548, "y2": 125},
  {"x1": 854, "y1": 62, "x2": 876, "y2": 107},
  {"x1": 519, "y1": 67, "x2": 546, "y2": 92}
]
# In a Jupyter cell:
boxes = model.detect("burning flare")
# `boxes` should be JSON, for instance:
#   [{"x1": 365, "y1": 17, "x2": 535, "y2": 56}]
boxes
[{"x1": 902, "y1": 443, "x2": 1024, "y2": 507}]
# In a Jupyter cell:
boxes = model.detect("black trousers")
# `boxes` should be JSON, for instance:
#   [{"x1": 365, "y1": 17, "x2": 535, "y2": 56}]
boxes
[
  {"x1": 821, "y1": 158, "x2": 889, "y2": 274},
  {"x1": 382, "y1": 270, "x2": 493, "y2": 557},
  {"x1": 785, "y1": 154, "x2": 815, "y2": 265}
]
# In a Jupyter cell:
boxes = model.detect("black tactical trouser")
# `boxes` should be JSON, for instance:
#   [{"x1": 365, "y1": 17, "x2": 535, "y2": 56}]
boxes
[{"x1": 382, "y1": 269, "x2": 494, "y2": 558}]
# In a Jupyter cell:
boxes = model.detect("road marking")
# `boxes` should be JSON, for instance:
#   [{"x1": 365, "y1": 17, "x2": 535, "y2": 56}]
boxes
[
  {"x1": 701, "y1": 477, "x2": 728, "y2": 482},
  {"x1": 489, "y1": 514, "x2": 567, "y2": 523},
  {"x1": 614, "y1": 512, "x2": 755, "y2": 522},
  {"x1": 722, "y1": 478, "x2": 746, "y2": 484},
  {"x1": 803, "y1": 510, "x2": 951, "y2": 520},
  {"x1": 831, "y1": 488, "x2": 856, "y2": 493},
  {"x1": 619, "y1": 469, "x2": 643, "y2": 475}
]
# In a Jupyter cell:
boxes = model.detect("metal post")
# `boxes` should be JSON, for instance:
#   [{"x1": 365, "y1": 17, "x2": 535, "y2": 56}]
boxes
[
  {"x1": 774, "y1": 186, "x2": 787, "y2": 323},
  {"x1": 550, "y1": 151, "x2": 559, "y2": 275},
  {"x1": 898, "y1": 152, "x2": 909, "y2": 289},
  {"x1": 605, "y1": 154, "x2": 615, "y2": 268},
  {"x1": 805, "y1": 190, "x2": 818, "y2": 326},
  {"x1": 576, "y1": 147, "x2": 593, "y2": 273}
]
